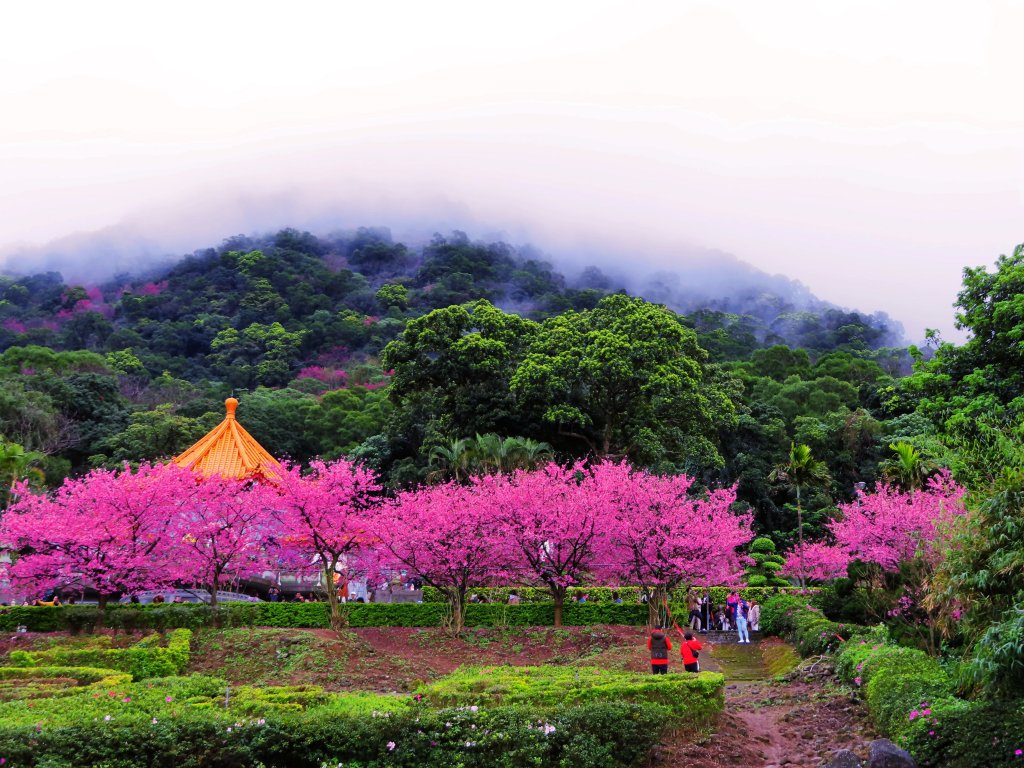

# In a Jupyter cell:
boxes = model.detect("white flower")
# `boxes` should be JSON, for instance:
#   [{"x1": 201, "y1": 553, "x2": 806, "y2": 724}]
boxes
[
  {"x1": 386, "y1": 741, "x2": 396, "y2": 751},
  {"x1": 104, "y1": 715, "x2": 112, "y2": 721},
  {"x1": 152, "y1": 718, "x2": 158, "y2": 725}
]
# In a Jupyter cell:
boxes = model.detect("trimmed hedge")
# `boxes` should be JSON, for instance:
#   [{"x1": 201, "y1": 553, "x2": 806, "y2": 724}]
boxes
[
  {"x1": 421, "y1": 585, "x2": 813, "y2": 606},
  {"x1": 419, "y1": 665, "x2": 724, "y2": 729},
  {"x1": 0, "y1": 701, "x2": 666, "y2": 768},
  {"x1": 8, "y1": 629, "x2": 192, "y2": 680},
  {"x1": 0, "y1": 665, "x2": 132, "y2": 691},
  {"x1": 0, "y1": 602, "x2": 652, "y2": 631},
  {"x1": 0, "y1": 661, "x2": 681, "y2": 768}
]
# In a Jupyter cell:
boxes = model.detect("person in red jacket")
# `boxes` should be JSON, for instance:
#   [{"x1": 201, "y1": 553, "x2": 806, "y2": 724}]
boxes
[
  {"x1": 647, "y1": 624, "x2": 672, "y2": 674},
  {"x1": 680, "y1": 630, "x2": 703, "y2": 673}
]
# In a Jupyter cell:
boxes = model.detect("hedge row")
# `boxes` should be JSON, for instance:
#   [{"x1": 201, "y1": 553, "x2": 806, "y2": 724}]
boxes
[
  {"x1": 420, "y1": 585, "x2": 813, "y2": 606},
  {"x1": 0, "y1": 660, "x2": 684, "y2": 768},
  {"x1": 0, "y1": 602, "x2": 654, "y2": 632},
  {"x1": 0, "y1": 701, "x2": 665, "y2": 768},
  {"x1": 763, "y1": 595, "x2": 1024, "y2": 768},
  {"x1": 8, "y1": 629, "x2": 192, "y2": 680},
  {"x1": 419, "y1": 665, "x2": 724, "y2": 729}
]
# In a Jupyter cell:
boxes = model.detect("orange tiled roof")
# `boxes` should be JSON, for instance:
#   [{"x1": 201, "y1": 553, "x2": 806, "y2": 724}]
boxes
[{"x1": 173, "y1": 397, "x2": 281, "y2": 481}]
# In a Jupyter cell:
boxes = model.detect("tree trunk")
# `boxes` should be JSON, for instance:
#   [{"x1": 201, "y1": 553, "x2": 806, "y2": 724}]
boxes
[
  {"x1": 449, "y1": 590, "x2": 466, "y2": 636},
  {"x1": 97, "y1": 593, "x2": 109, "y2": 632},
  {"x1": 553, "y1": 586, "x2": 565, "y2": 628},
  {"x1": 325, "y1": 558, "x2": 347, "y2": 631},
  {"x1": 209, "y1": 579, "x2": 221, "y2": 627},
  {"x1": 647, "y1": 586, "x2": 667, "y2": 627},
  {"x1": 796, "y1": 485, "x2": 806, "y2": 591}
]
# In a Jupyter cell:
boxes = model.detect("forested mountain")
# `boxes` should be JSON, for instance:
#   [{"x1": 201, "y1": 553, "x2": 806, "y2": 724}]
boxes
[{"x1": 4, "y1": 225, "x2": 995, "y2": 549}]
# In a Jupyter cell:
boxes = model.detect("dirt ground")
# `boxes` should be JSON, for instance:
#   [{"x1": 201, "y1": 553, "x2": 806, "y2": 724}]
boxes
[
  {"x1": 658, "y1": 638, "x2": 875, "y2": 768},
  {"x1": 186, "y1": 624, "x2": 650, "y2": 691}
]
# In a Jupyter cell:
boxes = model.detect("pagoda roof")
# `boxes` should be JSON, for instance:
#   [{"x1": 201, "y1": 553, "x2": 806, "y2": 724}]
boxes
[{"x1": 173, "y1": 397, "x2": 281, "y2": 481}]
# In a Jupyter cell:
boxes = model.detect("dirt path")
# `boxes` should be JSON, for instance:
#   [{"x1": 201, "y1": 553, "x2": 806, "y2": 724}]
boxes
[{"x1": 657, "y1": 636, "x2": 875, "y2": 768}]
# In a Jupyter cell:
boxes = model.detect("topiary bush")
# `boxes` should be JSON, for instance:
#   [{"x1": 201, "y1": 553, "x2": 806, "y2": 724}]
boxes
[{"x1": 745, "y1": 537, "x2": 790, "y2": 587}]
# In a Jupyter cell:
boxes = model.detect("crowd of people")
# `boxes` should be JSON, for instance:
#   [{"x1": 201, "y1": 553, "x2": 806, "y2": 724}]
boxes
[
  {"x1": 684, "y1": 588, "x2": 760, "y2": 637},
  {"x1": 648, "y1": 589, "x2": 763, "y2": 674}
]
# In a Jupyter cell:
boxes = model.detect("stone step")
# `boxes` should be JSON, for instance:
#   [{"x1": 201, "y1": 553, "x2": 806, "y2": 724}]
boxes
[{"x1": 699, "y1": 631, "x2": 764, "y2": 643}]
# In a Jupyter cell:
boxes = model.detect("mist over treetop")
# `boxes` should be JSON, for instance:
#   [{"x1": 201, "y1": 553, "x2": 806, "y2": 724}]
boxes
[{"x1": 0, "y1": 225, "x2": 904, "y2": 360}]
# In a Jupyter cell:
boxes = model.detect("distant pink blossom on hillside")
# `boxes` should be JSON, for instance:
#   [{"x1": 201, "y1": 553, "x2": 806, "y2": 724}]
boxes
[
  {"x1": 139, "y1": 281, "x2": 167, "y2": 296},
  {"x1": 2, "y1": 319, "x2": 26, "y2": 333},
  {"x1": 297, "y1": 366, "x2": 348, "y2": 388},
  {"x1": 86, "y1": 287, "x2": 104, "y2": 302}
]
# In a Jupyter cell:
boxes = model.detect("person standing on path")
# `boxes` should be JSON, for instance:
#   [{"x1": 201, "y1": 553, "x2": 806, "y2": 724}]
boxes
[
  {"x1": 648, "y1": 624, "x2": 671, "y2": 674},
  {"x1": 736, "y1": 595, "x2": 751, "y2": 644},
  {"x1": 700, "y1": 589, "x2": 711, "y2": 634},
  {"x1": 687, "y1": 589, "x2": 702, "y2": 631},
  {"x1": 680, "y1": 630, "x2": 703, "y2": 672},
  {"x1": 726, "y1": 590, "x2": 739, "y2": 626},
  {"x1": 748, "y1": 599, "x2": 761, "y2": 632}
]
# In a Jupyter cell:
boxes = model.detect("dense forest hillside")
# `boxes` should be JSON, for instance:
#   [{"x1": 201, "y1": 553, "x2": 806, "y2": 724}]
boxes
[{"x1": 6, "y1": 227, "x2": 1015, "y2": 552}]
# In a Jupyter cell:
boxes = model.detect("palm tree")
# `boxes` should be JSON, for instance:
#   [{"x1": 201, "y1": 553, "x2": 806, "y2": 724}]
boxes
[
  {"x1": 0, "y1": 436, "x2": 44, "y2": 511},
  {"x1": 880, "y1": 442, "x2": 936, "y2": 491},
  {"x1": 504, "y1": 437, "x2": 554, "y2": 471},
  {"x1": 469, "y1": 433, "x2": 505, "y2": 474},
  {"x1": 427, "y1": 438, "x2": 472, "y2": 483},
  {"x1": 769, "y1": 443, "x2": 831, "y2": 589}
]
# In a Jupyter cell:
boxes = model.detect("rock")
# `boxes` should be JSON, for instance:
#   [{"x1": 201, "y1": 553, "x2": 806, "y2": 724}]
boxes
[
  {"x1": 824, "y1": 749, "x2": 863, "y2": 768},
  {"x1": 867, "y1": 739, "x2": 916, "y2": 768}
]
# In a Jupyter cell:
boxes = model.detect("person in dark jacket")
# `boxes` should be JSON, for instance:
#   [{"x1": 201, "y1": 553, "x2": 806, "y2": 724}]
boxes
[{"x1": 647, "y1": 624, "x2": 672, "y2": 674}]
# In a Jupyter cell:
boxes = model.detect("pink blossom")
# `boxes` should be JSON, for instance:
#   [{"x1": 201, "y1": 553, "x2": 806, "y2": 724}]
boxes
[{"x1": 783, "y1": 472, "x2": 967, "y2": 580}]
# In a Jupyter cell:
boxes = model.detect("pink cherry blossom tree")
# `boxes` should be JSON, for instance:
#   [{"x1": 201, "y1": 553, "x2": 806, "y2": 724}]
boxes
[
  {"x1": 594, "y1": 461, "x2": 753, "y2": 623},
  {"x1": 785, "y1": 472, "x2": 967, "y2": 654},
  {"x1": 783, "y1": 471, "x2": 968, "y2": 580},
  {"x1": 167, "y1": 475, "x2": 280, "y2": 611},
  {"x1": 270, "y1": 459, "x2": 381, "y2": 629},
  {"x1": 372, "y1": 481, "x2": 513, "y2": 634},
  {"x1": 488, "y1": 462, "x2": 611, "y2": 627},
  {"x1": 0, "y1": 463, "x2": 199, "y2": 610}
]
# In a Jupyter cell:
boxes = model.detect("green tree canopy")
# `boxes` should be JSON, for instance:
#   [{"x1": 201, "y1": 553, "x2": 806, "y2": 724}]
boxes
[{"x1": 511, "y1": 294, "x2": 735, "y2": 470}]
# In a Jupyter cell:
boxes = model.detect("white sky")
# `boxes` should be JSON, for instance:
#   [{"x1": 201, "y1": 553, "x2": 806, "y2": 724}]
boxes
[{"x1": 2, "y1": 0, "x2": 1022, "y2": 340}]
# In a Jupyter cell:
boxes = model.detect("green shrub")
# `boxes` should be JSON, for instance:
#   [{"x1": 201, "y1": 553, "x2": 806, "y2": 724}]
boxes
[
  {"x1": 10, "y1": 629, "x2": 193, "y2": 680},
  {"x1": 0, "y1": 696, "x2": 668, "y2": 767},
  {"x1": 901, "y1": 696, "x2": 1024, "y2": 768},
  {"x1": 858, "y1": 646, "x2": 950, "y2": 739},
  {"x1": 417, "y1": 665, "x2": 724, "y2": 729},
  {"x1": 758, "y1": 594, "x2": 807, "y2": 636}
]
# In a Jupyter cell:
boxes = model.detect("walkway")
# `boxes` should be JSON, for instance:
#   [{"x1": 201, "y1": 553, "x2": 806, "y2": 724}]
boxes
[{"x1": 658, "y1": 631, "x2": 875, "y2": 768}]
